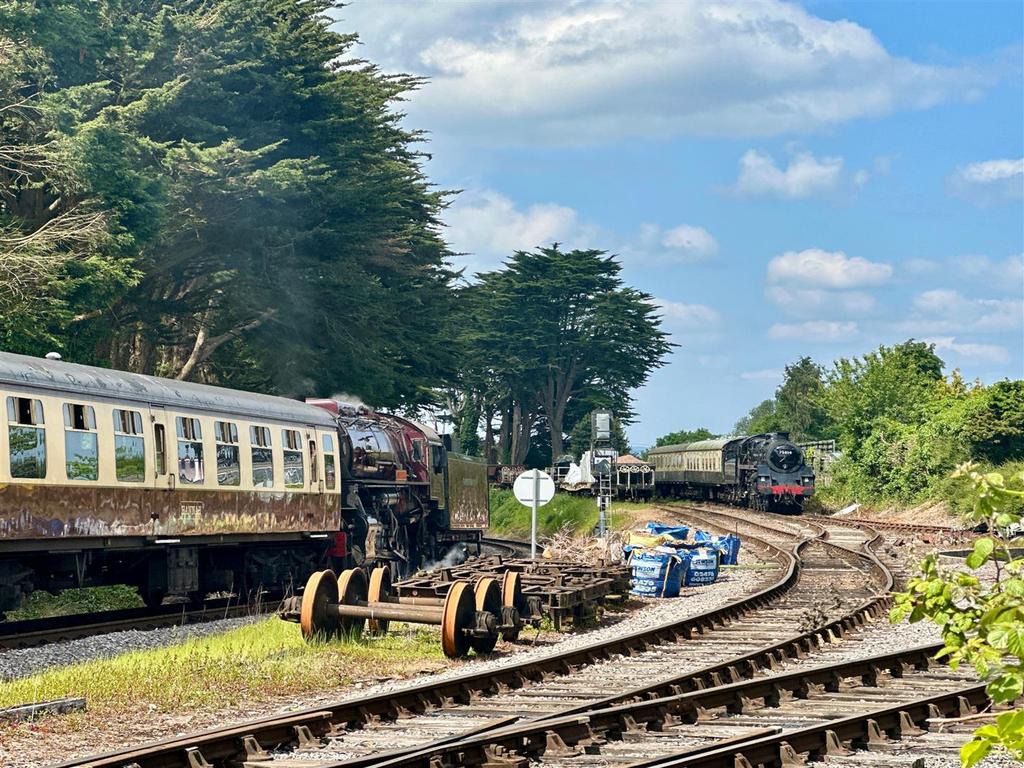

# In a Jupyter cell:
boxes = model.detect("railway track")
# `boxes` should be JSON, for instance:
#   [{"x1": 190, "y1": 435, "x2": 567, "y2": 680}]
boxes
[
  {"x1": 479, "y1": 536, "x2": 530, "y2": 558},
  {"x1": 0, "y1": 541, "x2": 527, "y2": 653},
  {"x1": 0, "y1": 596, "x2": 276, "y2": 651},
  {"x1": 54, "y1": 504, "x2": 920, "y2": 768}
]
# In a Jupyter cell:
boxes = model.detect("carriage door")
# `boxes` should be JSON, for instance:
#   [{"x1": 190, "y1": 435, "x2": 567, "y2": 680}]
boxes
[
  {"x1": 308, "y1": 430, "x2": 322, "y2": 493},
  {"x1": 147, "y1": 405, "x2": 173, "y2": 534}
]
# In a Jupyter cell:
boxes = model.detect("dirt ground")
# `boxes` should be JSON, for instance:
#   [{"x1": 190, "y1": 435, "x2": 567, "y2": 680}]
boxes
[{"x1": 832, "y1": 499, "x2": 965, "y2": 528}]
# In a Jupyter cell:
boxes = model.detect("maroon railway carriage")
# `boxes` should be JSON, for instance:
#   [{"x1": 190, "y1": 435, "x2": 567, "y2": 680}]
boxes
[{"x1": 0, "y1": 352, "x2": 488, "y2": 615}]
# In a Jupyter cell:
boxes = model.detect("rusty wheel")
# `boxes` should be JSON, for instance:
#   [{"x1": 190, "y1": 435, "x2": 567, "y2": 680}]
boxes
[
  {"x1": 367, "y1": 566, "x2": 392, "y2": 634},
  {"x1": 499, "y1": 573, "x2": 524, "y2": 643},
  {"x1": 299, "y1": 570, "x2": 339, "y2": 641},
  {"x1": 440, "y1": 581, "x2": 475, "y2": 659},
  {"x1": 337, "y1": 568, "x2": 368, "y2": 639},
  {"x1": 470, "y1": 577, "x2": 501, "y2": 654}
]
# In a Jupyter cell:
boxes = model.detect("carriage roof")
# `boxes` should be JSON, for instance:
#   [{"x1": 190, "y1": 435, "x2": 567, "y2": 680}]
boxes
[
  {"x1": 647, "y1": 437, "x2": 744, "y2": 454},
  {"x1": 0, "y1": 351, "x2": 336, "y2": 427}
]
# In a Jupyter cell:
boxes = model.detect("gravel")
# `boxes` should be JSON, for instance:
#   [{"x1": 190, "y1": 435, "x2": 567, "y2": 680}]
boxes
[
  {"x1": 335, "y1": 558, "x2": 776, "y2": 702},
  {"x1": 0, "y1": 615, "x2": 262, "y2": 681}
]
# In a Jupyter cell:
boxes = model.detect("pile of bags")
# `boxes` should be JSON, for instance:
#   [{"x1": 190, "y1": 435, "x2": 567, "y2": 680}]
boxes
[{"x1": 624, "y1": 522, "x2": 742, "y2": 597}]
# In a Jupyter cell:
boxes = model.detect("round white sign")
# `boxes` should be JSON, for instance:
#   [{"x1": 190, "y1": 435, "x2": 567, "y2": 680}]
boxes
[{"x1": 512, "y1": 469, "x2": 556, "y2": 507}]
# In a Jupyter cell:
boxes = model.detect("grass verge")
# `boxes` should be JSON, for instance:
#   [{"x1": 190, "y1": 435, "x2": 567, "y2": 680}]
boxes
[
  {"x1": 0, "y1": 617, "x2": 445, "y2": 716},
  {"x1": 488, "y1": 488, "x2": 634, "y2": 538}
]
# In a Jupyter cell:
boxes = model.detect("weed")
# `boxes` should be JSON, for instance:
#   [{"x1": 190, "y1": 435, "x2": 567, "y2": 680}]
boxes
[
  {"x1": 0, "y1": 618, "x2": 444, "y2": 716},
  {"x1": 4, "y1": 586, "x2": 143, "y2": 621}
]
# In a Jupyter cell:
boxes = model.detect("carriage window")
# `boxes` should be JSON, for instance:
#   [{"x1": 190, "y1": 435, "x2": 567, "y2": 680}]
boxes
[
  {"x1": 63, "y1": 403, "x2": 97, "y2": 481},
  {"x1": 282, "y1": 429, "x2": 304, "y2": 488},
  {"x1": 322, "y1": 434, "x2": 336, "y2": 490},
  {"x1": 308, "y1": 438, "x2": 319, "y2": 485},
  {"x1": 250, "y1": 426, "x2": 274, "y2": 488},
  {"x1": 411, "y1": 438, "x2": 425, "y2": 462},
  {"x1": 113, "y1": 408, "x2": 145, "y2": 482},
  {"x1": 154, "y1": 424, "x2": 167, "y2": 475},
  {"x1": 215, "y1": 420, "x2": 240, "y2": 487},
  {"x1": 175, "y1": 416, "x2": 204, "y2": 485},
  {"x1": 7, "y1": 396, "x2": 46, "y2": 479}
]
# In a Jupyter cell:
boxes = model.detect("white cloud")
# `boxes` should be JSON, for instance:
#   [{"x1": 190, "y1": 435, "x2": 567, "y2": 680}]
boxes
[
  {"x1": 909, "y1": 289, "x2": 1023, "y2": 333},
  {"x1": 768, "y1": 320, "x2": 858, "y2": 341},
  {"x1": 925, "y1": 337, "x2": 1010, "y2": 364},
  {"x1": 335, "y1": 0, "x2": 987, "y2": 145},
  {"x1": 445, "y1": 188, "x2": 721, "y2": 273},
  {"x1": 949, "y1": 158, "x2": 1024, "y2": 204},
  {"x1": 654, "y1": 299, "x2": 721, "y2": 330},
  {"x1": 444, "y1": 189, "x2": 596, "y2": 274},
  {"x1": 734, "y1": 149, "x2": 845, "y2": 199},
  {"x1": 955, "y1": 254, "x2": 1024, "y2": 289},
  {"x1": 765, "y1": 286, "x2": 875, "y2": 318},
  {"x1": 767, "y1": 248, "x2": 893, "y2": 289},
  {"x1": 740, "y1": 369, "x2": 783, "y2": 381},
  {"x1": 635, "y1": 223, "x2": 718, "y2": 263}
]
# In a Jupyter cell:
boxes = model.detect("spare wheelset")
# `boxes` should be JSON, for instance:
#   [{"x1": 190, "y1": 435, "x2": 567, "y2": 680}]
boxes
[{"x1": 297, "y1": 567, "x2": 513, "y2": 658}]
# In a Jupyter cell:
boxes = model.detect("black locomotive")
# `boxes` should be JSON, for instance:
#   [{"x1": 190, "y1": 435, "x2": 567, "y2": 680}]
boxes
[{"x1": 648, "y1": 432, "x2": 815, "y2": 513}]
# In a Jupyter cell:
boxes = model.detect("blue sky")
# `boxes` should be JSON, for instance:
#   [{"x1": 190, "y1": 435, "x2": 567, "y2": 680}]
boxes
[{"x1": 333, "y1": 0, "x2": 1024, "y2": 448}]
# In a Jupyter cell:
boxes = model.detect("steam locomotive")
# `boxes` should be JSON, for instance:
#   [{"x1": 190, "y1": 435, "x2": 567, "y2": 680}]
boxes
[
  {"x1": 648, "y1": 432, "x2": 815, "y2": 512},
  {"x1": 0, "y1": 352, "x2": 488, "y2": 615}
]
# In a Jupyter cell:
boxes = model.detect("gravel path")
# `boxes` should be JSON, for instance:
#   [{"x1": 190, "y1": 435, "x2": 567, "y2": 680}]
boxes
[{"x1": 0, "y1": 615, "x2": 262, "y2": 681}]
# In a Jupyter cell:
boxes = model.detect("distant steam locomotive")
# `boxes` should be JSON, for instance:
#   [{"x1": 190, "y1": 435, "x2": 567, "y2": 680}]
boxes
[{"x1": 648, "y1": 433, "x2": 815, "y2": 512}]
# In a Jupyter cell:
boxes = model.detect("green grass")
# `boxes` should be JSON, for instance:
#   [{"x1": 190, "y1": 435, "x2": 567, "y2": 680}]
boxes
[
  {"x1": 488, "y1": 488, "x2": 633, "y2": 537},
  {"x1": 4, "y1": 586, "x2": 144, "y2": 621},
  {"x1": 0, "y1": 617, "x2": 444, "y2": 714}
]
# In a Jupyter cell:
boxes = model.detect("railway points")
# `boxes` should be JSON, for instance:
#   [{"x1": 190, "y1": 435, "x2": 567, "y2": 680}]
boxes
[{"x1": 49, "y1": 504, "x2": 975, "y2": 768}]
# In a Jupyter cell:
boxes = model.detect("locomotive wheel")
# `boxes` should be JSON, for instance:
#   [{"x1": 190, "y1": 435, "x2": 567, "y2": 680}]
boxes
[
  {"x1": 500, "y1": 571, "x2": 523, "y2": 641},
  {"x1": 440, "y1": 581, "x2": 475, "y2": 659},
  {"x1": 470, "y1": 577, "x2": 502, "y2": 654},
  {"x1": 367, "y1": 566, "x2": 392, "y2": 635},
  {"x1": 300, "y1": 570, "x2": 339, "y2": 641},
  {"x1": 337, "y1": 568, "x2": 368, "y2": 639}
]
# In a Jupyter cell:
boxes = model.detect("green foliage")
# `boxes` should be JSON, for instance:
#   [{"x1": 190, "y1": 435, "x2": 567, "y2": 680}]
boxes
[
  {"x1": 488, "y1": 489, "x2": 628, "y2": 538},
  {"x1": 1, "y1": 0, "x2": 456, "y2": 406},
  {"x1": 736, "y1": 341, "x2": 1024, "y2": 509},
  {"x1": 825, "y1": 340, "x2": 944, "y2": 458},
  {"x1": 734, "y1": 398, "x2": 782, "y2": 436},
  {"x1": 653, "y1": 427, "x2": 716, "y2": 448},
  {"x1": 454, "y1": 246, "x2": 672, "y2": 463},
  {"x1": 891, "y1": 466, "x2": 1024, "y2": 765},
  {"x1": 4, "y1": 585, "x2": 143, "y2": 621}
]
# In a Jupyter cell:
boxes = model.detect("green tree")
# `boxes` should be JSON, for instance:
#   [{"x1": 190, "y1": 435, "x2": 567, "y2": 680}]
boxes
[
  {"x1": 735, "y1": 398, "x2": 782, "y2": 435},
  {"x1": 892, "y1": 466, "x2": 1024, "y2": 765},
  {"x1": 654, "y1": 427, "x2": 716, "y2": 448},
  {"x1": 825, "y1": 340, "x2": 944, "y2": 456},
  {"x1": 963, "y1": 381, "x2": 1024, "y2": 464},
  {"x1": 1, "y1": 0, "x2": 457, "y2": 407},
  {"x1": 774, "y1": 356, "x2": 831, "y2": 441},
  {"x1": 467, "y1": 246, "x2": 672, "y2": 461}
]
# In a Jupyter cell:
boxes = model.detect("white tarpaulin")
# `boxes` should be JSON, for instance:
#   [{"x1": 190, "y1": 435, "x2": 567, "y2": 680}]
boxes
[{"x1": 560, "y1": 452, "x2": 596, "y2": 490}]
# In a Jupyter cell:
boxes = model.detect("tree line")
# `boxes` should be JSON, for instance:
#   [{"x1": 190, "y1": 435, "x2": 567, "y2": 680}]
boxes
[
  {"x1": 0, "y1": 1, "x2": 672, "y2": 454},
  {"x1": 655, "y1": 341, "x2": 1024, "y2": 508}
]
